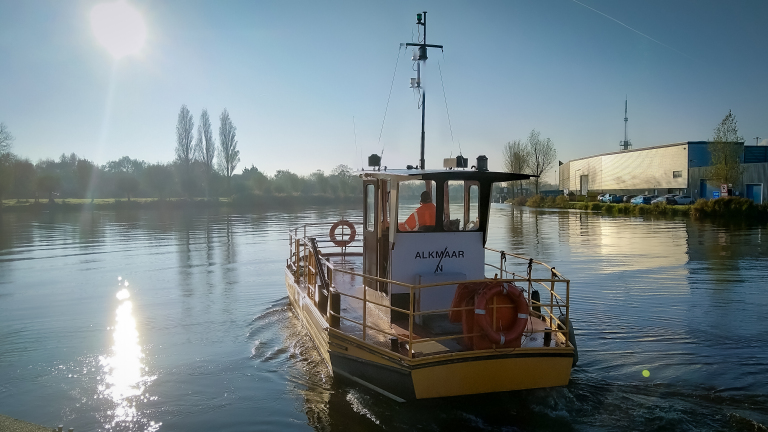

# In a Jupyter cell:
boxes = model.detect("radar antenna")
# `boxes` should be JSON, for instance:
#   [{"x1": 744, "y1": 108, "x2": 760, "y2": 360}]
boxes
[{"x1": 403, "y1": 12, "x2": 443, "y2": 169}]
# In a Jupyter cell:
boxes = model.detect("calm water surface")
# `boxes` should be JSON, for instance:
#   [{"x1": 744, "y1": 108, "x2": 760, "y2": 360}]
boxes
[{"x1": 1, "y1": 205, "x2": 767, "y2": 431}]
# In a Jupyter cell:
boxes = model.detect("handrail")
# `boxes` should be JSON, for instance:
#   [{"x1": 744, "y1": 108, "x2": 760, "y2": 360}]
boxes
[
  {"x1": 288, "y1": 221, "x2": 572, "y2": 360},
  {"x1": 484, "y1": 246, "x2": 565, "y2": 279},
  {"x1": 321, "y1": 258, "x2": 570, "y2": 352},
  {"x1": 326, "y1": 263, "x2": 565, "y2": 290}
]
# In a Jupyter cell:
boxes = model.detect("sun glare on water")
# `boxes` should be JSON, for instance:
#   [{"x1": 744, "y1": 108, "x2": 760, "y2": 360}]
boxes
[
  {"x1": 90, "y1": 0, "x2": 147, "y2": 59},
  {"x1": 99, "y1": 285, "x2": 158, "y2": 429}
]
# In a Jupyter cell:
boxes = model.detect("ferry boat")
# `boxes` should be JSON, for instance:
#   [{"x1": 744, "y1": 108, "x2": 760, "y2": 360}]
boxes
[{"x1": 284, "y1": 12, "x2": 576, "y2": 401}]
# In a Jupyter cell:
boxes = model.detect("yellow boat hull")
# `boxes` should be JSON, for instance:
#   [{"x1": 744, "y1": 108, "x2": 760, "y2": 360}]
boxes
[{"x1": 286, "y1": 268, "x2": 574, "y2": 401}]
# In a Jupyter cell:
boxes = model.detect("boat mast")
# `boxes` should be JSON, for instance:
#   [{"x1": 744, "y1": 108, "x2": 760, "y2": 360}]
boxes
[{"x1": 405, "y1": 11, "x2": 442, "y2": 170}]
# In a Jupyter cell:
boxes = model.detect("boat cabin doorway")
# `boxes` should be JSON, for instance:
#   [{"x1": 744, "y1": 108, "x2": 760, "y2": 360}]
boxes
[{"x1": 362, "y1": 178, "x2": 391, "y2": 294}]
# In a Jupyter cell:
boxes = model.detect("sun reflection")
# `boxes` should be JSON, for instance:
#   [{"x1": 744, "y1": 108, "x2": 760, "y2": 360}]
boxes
[{"x1": 99, "y1": 285, "x2": 158, "y2": 429}]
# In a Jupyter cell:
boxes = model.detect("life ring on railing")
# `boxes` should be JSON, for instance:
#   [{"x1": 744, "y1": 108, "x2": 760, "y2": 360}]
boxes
[
  {"x1": 329, "y1": 220, "x2": 356, "y2": 247},
  {"x1": 474, "y1": 282, "x2": 529, "y2": 346}
]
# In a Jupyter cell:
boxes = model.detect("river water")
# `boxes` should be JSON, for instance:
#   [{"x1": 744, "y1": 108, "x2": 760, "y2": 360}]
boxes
[{"x1": 0, "y1": 205, "x2": 766, "y2": 431}]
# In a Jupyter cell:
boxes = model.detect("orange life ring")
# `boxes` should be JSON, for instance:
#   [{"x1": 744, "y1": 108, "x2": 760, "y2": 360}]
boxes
[
  {"x1": 449, "y1": 282, "x2": 485, "y2": 323},
  {"x1": 329, "y1": 220, "x2": 356, "y2": 247},
  {"x1": 474, "y1": 282, "x2": 529, "y2": 346}
]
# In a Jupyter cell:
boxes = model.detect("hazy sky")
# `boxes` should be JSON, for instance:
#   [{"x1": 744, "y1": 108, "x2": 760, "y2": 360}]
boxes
[{"x1": 1, "y1": 0, "x2": 766, "y2": 182}]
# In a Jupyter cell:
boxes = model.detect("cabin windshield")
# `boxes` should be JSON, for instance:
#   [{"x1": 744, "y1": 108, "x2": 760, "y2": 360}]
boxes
[
  {"x1": 397, "y1": 180, "x2": 436, "y2": 232},
  {"x1": 397, "y1": 178, "x2": 484, "y2": 233},
  {"x1": 444, "y1": 180, "x2": 480, "y2": 231}
]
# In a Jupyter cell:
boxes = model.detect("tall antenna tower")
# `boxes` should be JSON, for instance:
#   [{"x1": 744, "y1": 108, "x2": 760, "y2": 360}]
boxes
[{"x1": 620, "y1": 97, "x2": 632, "y2": 151}]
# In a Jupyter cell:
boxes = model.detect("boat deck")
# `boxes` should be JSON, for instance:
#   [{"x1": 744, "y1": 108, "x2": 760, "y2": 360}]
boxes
[{"x1": 294, "y1": 253, "x2": 568, "y2": 359}]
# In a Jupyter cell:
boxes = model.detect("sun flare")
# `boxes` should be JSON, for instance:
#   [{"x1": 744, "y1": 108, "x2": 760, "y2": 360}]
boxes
[{"x1": 90, "y1": 0, "x2": 147, "y2": 59}]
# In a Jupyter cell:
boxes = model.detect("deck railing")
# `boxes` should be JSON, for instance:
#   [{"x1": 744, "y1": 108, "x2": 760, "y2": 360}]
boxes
[{"x1": 287, "y1": 224, "x2": 572, "y2": 360}]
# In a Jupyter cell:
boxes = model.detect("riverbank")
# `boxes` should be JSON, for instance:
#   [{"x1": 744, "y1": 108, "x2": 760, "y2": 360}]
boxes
[
  {"x1": 0, "y1": 194, "x2": 360, "y2": 213},
  {"x1": 511, "y1": 195, "x2": 768, "y2": 220},
  {"x1": 0, "y1": 414, "x2": 52, "y2": 432}
]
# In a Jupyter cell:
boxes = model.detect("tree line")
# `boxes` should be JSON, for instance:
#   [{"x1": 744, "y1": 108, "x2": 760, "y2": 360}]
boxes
[
  {"x1": 0, "y1": 109, "x2": 360, "y2": 205},
  {"x1": 174, "y1": 105, "x2": 240, "y2": 199},
  {"x1": 502, "y1": 129, "x2": 557, "y2": 196}
]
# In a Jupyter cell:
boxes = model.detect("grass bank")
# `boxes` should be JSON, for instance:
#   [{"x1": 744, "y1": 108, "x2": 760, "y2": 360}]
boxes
[
  {"x1": 0, "y1": 414, "x2": 51, "y2": 431},
  {"x1": 509, "y1": 195, "x2": 768, "y2": 221}
]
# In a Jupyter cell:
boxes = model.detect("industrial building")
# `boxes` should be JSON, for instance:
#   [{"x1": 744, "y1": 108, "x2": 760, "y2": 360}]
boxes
[{"x1": 558, "y1": 141, "x2": 768, "y2": 203}]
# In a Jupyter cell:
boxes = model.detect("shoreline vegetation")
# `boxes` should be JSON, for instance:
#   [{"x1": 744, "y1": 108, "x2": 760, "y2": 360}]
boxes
[
  {"x1": 1, "y1": 115, "x2": 364, "y2": 211},
  {"x1": 0, "y1": 194, "x2": 359, "y2": 213},
  {"x1": 4, "y1": 193, "x2": 766, "y2": 222},
  {"x1": 509, "y1": 195, "x2": 768, "y2": 221}
]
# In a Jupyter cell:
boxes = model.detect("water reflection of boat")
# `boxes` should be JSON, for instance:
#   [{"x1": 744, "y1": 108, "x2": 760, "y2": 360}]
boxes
[{"x1": 284, "y1": 12, "x2": 576, "y2": 401}]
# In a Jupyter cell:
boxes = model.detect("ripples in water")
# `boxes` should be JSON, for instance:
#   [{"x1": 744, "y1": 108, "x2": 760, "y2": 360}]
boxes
[{"x1": 0, "y1": 206, "x2": 766, "y2": 431}]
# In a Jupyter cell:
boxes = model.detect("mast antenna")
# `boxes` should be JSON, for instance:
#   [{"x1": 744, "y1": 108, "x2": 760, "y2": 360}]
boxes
[
  {"x1": 403, "y1": 11, "x2": 443, "y2": 169},
  {"x1": 620, "y1": 97, "x2": 632, "y2": 151}
]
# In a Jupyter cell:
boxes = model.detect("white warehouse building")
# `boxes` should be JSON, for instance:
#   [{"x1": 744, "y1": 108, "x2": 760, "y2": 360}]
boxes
[{"x1": 558, "y1": 141, "x2": 768, "y2": 202}]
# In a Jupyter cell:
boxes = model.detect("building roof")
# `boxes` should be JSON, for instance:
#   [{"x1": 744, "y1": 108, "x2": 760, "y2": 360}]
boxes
[
  {"x1": 568, "y1": 141, "x2": 707, "y2": 162},
  {"x1": 566, "y1": 141, "x2": 712, "y2": 163}
]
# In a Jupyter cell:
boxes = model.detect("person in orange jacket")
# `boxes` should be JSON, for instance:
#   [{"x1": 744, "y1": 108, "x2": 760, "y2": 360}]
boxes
[{"x1": 399, "y1": 191, "x2": 436, "y2": 231}]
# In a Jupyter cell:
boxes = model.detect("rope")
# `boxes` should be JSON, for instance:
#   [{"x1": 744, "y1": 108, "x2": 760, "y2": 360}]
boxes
[
  {"x1": 378, "y1": 45, "x2": 403, "y2": 162},
  {"x1": 353, "y1": 116, "x2": 362, "y2": 170},
  {"x1": 438, "y1": 55, "x2": 463, "y2": 156}
]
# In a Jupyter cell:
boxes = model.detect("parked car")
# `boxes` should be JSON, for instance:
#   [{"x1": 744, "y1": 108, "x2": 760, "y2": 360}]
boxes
[
  {"x1": 597, "y1": 193, "x2": 606, "y2": 202},
  {"x1": 623, "y1": 194, "x2": 638, "y2": 203},
  {"x1": 675, "y1": 195, "x2": 693, "y2": 205},
  {"x1": 600, "y1": 194, "x2": 617, "y2": 203},
  {"x1": 632, "y1": 195, "x2": 658, "y2": 205},
  {"x1": 610, "y1": 194, "x2": 624, "y2": 203},
  {"x1": 652, "y1": 194, "x2": 678, "y2": 205}
]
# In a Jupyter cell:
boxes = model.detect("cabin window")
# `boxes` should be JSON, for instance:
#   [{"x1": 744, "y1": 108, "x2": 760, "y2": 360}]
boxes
[
  {"x1": 397, "y1": 180, "x2": 436, "y2": 232},
  {"x1": 673, "y1": 170, "x2": 682, "y2": 178},
  {"x1": 365, "y1": 184, "x2": 375, "y2": 231},
  {"x1": 466, "y1": 183, "x2": 480, "y2": 231},
  {"x1": 443, "y1": 180, "x2": 481, "y2": 231},
  {"x1": 443, "y1": 181, "x2": 463, "y2": 231}
]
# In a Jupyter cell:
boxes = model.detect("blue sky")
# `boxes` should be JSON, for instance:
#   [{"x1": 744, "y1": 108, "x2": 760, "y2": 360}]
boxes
[{"x1": 1, "y1": 0, "x2": 766, "y2": 183}]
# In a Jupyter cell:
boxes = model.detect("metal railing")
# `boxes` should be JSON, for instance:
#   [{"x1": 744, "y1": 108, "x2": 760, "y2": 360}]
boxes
[{"x1": 287, "y1": 223, "x2": 572, "y2": 361}]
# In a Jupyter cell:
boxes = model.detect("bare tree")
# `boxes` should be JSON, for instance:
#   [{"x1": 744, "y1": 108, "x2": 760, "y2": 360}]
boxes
[
  {"x1": 0, "y1": 123, "x2": 15, "y2": 206},
  {"x1": 218, "y1": 108, "x2": 240, "y2": 194},
  {"x1": 526, "y1": 129, "x2": 557, "y2": 195},
  {"x1": 707, "y1": 110, "x2": 744, "y2": 187},
  {"x1": 0, "y1": 123, "x2": 14, "y2": 154},
  {"x1": 194, "y1": 109, "x2": 216, "y2": 198},
  {"x1": 175, "y1": 105, "x2": 195, "y2": 197},
  {"x1": 502, "y1": 139, "x2": 530, "y2": 198}
]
